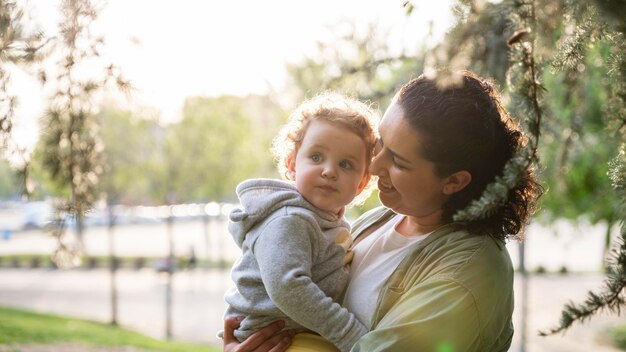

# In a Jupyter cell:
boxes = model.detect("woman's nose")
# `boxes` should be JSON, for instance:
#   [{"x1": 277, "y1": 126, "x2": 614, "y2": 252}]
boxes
[{"x1": 369, "y1": 150, "x2": 384, "y2": 176}]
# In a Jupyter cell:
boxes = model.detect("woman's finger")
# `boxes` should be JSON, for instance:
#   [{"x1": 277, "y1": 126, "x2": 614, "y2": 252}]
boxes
[
  {"x1": 223, "y1": 318, "x2": 294, "y2": 352},
  {"x1": 236, "y1": 320, "x2": 287, "y2": 351},
  {"x1": 223, "y1": 316, "x2": 243, "y2": 344},
  {"x1": 267, "y1": 330, "x2": 296, "y2": 352},
  {"x1": 249, "y1": 329, "x2": 295, "y2": 352}
]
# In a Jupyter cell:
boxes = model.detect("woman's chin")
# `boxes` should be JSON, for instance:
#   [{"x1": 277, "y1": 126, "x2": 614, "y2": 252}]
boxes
[{"x1": 378, "y1": 191, "x2": 397, "y2": 209}]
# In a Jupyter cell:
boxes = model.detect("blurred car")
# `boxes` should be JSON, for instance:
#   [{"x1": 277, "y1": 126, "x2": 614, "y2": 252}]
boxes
[{"x1": 153, "y1": 257, "x2": 177, "y2": 273}]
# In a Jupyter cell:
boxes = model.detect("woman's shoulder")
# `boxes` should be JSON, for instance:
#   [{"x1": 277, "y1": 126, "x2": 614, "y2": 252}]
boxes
[
  {"x1": 436, "y1": 226, "x2": 510, "y2": 258},
  {"x1": 351, "y1": 206, "x2": 395, "y2": 236},
  {"x1": 411, "y1": 226, "x2": 513, "y2": 281}
]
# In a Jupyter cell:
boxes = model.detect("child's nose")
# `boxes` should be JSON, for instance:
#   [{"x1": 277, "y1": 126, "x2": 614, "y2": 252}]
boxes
[{"x1": 321, "y1": 164, "x2": 337, "y2": 179}]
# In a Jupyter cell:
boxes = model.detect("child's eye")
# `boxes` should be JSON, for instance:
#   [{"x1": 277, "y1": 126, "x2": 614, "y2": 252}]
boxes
[
  {"x1": 311, "y1": 154, "x2": 322, "y2": 162},
  {"x1": 339, "y1": 160, "x2": 353, "y2": 169}
]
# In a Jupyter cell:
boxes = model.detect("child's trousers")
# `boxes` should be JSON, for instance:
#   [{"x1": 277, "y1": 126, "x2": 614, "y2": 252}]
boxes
[{"x1": 286, "y1": 333, "x2": 340, "y2": 352}]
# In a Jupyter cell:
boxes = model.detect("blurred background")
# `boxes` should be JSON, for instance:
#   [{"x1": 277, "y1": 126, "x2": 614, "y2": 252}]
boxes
[{"x1": 1, "y1": 0, "x2": 626, "y2": 351}]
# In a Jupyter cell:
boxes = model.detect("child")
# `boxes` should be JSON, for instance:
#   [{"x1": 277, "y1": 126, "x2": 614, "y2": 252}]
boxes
[{"x1": 223, "y1": 92, "x2": 378, "y2": 352}]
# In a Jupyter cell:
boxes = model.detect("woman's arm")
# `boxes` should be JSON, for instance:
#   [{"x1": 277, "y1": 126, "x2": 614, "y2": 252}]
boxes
[
  {"x1": 224, "y1": 316, "x2": 294, "y2": 352},
  {"x1": 351, "y1": 279, "x2": 484, "y2": 352}
]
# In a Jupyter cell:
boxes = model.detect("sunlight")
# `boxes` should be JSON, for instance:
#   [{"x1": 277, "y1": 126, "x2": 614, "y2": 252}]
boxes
[{"x1": 11, "y1": 0, "x2": 453, "y2": 151}]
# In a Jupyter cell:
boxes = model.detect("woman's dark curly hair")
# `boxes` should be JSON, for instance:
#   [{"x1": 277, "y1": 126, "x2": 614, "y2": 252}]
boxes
[{"x1": 395, "y1": 70, "x2": 542, "y2": 240}]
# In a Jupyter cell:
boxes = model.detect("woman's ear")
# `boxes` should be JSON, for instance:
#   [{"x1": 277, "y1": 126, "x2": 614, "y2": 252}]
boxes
[{"x1": 443, "y1": 170, "x2": 472, "y2": 195}]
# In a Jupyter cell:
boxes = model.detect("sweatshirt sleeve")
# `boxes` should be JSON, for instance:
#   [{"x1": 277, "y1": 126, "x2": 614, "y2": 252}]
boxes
[{"x1": 252, "y1": 215, "x2": 367, "y2": 352}]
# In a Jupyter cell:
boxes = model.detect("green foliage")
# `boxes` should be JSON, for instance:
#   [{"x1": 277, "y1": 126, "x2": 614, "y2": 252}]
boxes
[
  {"x1": 441, "y1": 0, "x2": 512, "y2": 82},
  {"x1": 0, "y1": 305, "x2": 217, "y2": 351},
  {"x1": 539, "y1": 48, "x2": 620, "y2": 224},
  {"x1": 510, "y1": 0, "x2": 626, "y2": 336},
  {"x1": 0, "y1": 0, "x2": 49, "y2": 196},
  {"x1": 286, "y1": 22, "x2": 421, "y2": 109},
  {"x1": 0, "y1": 157, "x2": 18, "y2": 198},
  {"x1": 0, "y1": 0, "x2": 47, "y2": 137},
  {"x1": 161, "y1": 94, "x2": 284, "y2": 203},
  {"x1": 412, "y1": 0, "x2": 626, "y2": 333},
  {"x1": 98, "y1": 108, "x2": 161, "y2": 204},
  {"x1": 39, "y1": 95, "x2": 286, "y2": 206},
  {"x1": 609, "y1": 323, "x2": 626, "y2": 349}
]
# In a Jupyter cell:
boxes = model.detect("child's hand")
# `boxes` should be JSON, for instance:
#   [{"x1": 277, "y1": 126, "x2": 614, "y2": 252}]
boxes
[
  {"x1": 334, "y1": 228, "x2": 354, "y2": 265},
  {"x1": 342, "y1": 249, "x2": 354, "y2": 266}
]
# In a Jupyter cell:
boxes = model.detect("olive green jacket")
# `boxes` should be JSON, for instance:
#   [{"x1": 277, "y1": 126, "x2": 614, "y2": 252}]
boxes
[{"x1": 349, "y1": 207, "x2": 514, "y2": 352}]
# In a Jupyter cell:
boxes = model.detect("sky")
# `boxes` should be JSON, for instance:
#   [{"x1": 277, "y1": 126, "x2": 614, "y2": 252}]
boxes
[{"x1": 10, "y1": 0, "x2": 454, "y2": 151}]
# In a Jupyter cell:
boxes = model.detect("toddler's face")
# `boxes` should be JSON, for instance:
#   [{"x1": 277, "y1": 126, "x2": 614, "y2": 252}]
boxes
[{"x1": 288, "y1": 120, "x2": 370, "y2": 214}]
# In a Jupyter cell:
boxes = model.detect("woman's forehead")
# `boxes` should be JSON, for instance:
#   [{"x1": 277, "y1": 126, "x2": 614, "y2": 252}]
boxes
[
  {"x1": 380, "y1": 103, "x2": 423, "y2": 156},
  {"x1": 380, "y1": 102, "x2": 408, "y2": 135}
]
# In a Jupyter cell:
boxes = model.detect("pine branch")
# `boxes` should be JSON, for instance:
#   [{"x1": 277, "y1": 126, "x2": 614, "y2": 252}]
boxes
[
  {"x1": 539, "y1": 216, "x2": 626, "y2": 335},
  {"x1": 542, "y1": 135, "x2": 626, "y2": 335},
  {"x1": 324, "y1": 54, "x2": 413, "y2": 90},
  {"x1": 0, "y1": 0, "x2": 49, "y2": 197},
  {"x1": 454, "y1": 0, "x2": 543, "y2": 223},
  {"x1": 541, "y1": 5, "x2": 626, "y2": 336},
  {"x1": 552, "y1": 6, "x2": 608, "y2": 71}
]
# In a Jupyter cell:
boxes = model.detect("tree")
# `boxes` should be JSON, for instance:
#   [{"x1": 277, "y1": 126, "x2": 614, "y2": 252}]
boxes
[
  {"x1": 411, "y1": 0, "x2": 626, "y2": 336},
  {"x1": 36, "y1": 0, "x2": 129, "y2": 267},
  {"x1": 167, "y1": 94, "x2": 283, "y2": 203},
  {"x1": 0, "y1": 0, "x2": 49, "y2": 196},
  {"x1": 98, "y1": 108, "x2": 161, "y2": 205},
  {"x1": 538, "y1": 46, "x2": 621, "y2": 262},
  {"x1": 436, "y1": 1, "x2": 621, "y2": 264},
  {"x1": 288, "y1": 0, "x2": 626, "y2": 336},
  {"x1": 286, "y1": 22, "x2": 424, "y2": 110}
]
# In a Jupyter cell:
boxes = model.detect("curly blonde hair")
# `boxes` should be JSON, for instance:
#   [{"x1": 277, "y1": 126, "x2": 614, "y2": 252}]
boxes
[{"x1": 272, "y1": 92, "x2": 379, "y2": 205}]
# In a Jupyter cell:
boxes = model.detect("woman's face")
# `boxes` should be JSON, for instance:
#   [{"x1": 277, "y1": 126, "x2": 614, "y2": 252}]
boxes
[{"x1": 370, "y1": 101, "x2": 451, "y2": 222}]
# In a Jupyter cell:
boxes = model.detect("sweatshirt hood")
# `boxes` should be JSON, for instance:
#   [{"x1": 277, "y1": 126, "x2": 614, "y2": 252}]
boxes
[{"x1": 228, "y1": 178, "x2": 344, "y2": 247}]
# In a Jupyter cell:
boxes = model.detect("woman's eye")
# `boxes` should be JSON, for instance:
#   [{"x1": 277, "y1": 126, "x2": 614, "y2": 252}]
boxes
[{"x1": 393, "y1": 159, "x2": 406, "y2": 170}]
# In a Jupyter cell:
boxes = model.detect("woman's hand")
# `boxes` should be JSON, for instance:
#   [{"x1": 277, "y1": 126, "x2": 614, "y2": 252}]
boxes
[{"x1": 223, "y1": 316, "x2": 295, "y2": 352}]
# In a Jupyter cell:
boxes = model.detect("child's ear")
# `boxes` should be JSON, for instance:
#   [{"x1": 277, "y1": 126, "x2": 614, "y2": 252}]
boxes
[
  {"x1": 355, "y1": 173, "x2": 371, "y2": 196},
  {"x1": 443, "y1": 170, "x2": 472, "y2": 195},
  {"x1": 286, "y1": 155, "x2": 296, "y2": 180}
]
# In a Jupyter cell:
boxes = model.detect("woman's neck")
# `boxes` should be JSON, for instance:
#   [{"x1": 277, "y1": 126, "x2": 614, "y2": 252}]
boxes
[{"x1": 396, "y1": 213, "x2": 443, "y2": 237}]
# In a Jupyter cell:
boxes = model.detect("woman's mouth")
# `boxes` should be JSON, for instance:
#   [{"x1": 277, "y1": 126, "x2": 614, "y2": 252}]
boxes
[{"x1": 378, "y1": 179, "x2": 394, "y2": 191}]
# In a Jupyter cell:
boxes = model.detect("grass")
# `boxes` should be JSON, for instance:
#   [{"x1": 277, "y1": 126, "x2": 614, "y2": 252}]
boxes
[{"x1": 0, "y1": 305, "x2": 219, "y2": 352}]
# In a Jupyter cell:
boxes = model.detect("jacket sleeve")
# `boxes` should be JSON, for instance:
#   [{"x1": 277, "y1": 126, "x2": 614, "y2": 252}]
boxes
[
  {"x1": 351, "y1": 277, "x2": 483, "y2": 352},
  {"x1": 252, "y1": 215, "x2": 367, "y2": 352}
]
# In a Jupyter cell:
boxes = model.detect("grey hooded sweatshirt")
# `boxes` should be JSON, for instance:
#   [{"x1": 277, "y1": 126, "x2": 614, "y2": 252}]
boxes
[{"x1": 224, "y1": 178, "x2": 368, "y2": 352}]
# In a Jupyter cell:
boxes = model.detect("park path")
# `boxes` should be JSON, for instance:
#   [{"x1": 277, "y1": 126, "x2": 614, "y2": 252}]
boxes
[{"x1": 0, "y1": 268, "x2": 624, "y2": 351}]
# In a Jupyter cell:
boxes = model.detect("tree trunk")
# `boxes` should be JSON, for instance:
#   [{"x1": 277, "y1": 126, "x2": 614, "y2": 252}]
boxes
[{"x1": 108, "y1": 205, "x2": 118, "y2": 325}]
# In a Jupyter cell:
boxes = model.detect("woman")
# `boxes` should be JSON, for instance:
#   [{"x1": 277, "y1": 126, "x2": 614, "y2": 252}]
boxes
[{"x1": 224, "y1": 70, "x2": 542, "y2": 352}]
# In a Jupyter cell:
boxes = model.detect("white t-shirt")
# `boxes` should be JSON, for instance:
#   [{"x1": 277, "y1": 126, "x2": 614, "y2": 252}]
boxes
[{"x1": 342, "y1": 214, "x2": 430, "y2": 328}]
